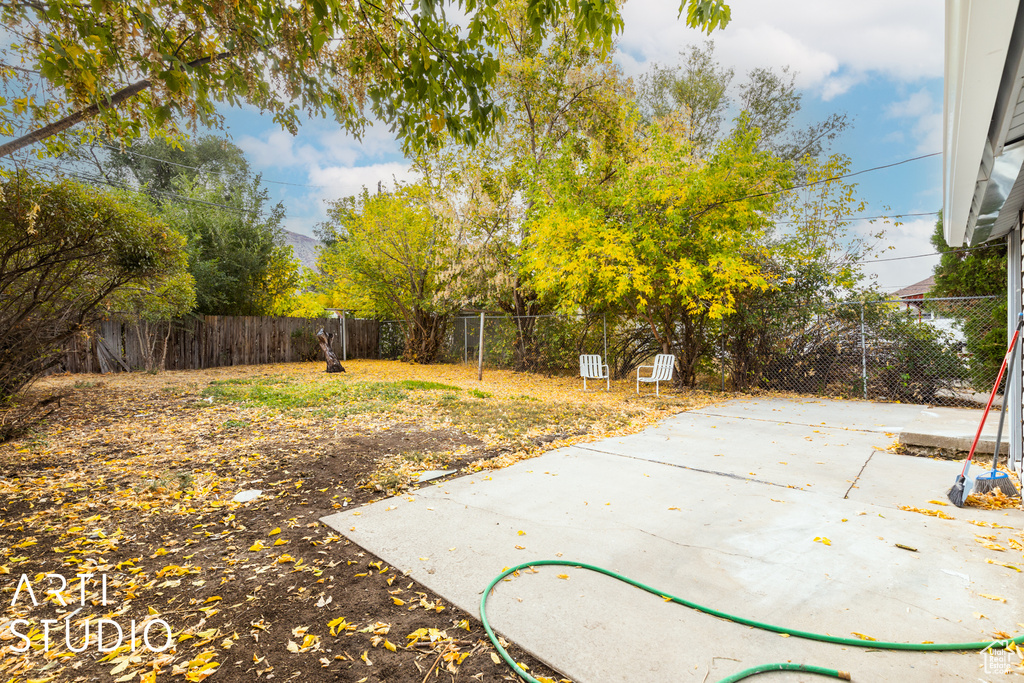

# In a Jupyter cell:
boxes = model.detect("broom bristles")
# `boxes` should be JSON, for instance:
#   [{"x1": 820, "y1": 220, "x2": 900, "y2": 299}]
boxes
[
  {"x1": 948, "y1": 474, "x2": 969, "y2": 507},
  {"x1": 973, "y1": 471, "x2": 1020, "y2": 498}
]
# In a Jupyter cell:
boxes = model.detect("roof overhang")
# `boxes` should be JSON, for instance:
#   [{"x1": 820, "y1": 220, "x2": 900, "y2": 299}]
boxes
[{"x1": 943, "y1": 0, "x2": 1024, "y2": 246}]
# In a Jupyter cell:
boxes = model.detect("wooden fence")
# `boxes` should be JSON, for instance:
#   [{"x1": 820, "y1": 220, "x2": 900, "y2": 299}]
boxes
[{"x1": 60, "y1": 316, "x2": 383, "y2": 374}]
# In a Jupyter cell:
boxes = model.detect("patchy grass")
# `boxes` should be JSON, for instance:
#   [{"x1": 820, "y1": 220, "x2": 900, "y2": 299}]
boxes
[
  {"x1": 0, "y1": 360, "x2": 713, "y2": 682},
  {"x1": 201, "y1": 375, "x2": 465, "y2": 417}
]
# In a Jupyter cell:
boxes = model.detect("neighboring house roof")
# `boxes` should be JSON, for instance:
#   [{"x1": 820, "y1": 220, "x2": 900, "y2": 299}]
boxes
[
  {"x1": 943, "y1": 0, "x2": 1024, "y2": 247},
  {"x1": 894, "y1": 276, "x2": 936, "y2": 300}
]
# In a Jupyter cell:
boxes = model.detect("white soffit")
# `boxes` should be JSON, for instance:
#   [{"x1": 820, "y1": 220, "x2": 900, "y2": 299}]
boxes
[{"x1": 943, "y1": 0, "x2": 1020, "y2": 246}]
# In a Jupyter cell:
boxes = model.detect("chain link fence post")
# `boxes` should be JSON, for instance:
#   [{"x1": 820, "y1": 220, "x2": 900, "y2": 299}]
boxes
[
  {"x1": 721, "y1": 333, "x2": 726, "y2": 392},
  {"x1": 477, "y1": 312, "x2": 485, "y2": 381},
  {"x1": 860, "y1": 301, "x2": 868, "y2": 399},
  {"x1": 603, "y1": 313, "x2": 608, "y2": 370}
]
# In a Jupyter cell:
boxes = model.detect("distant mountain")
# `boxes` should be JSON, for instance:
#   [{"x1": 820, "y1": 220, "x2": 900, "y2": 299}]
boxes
[{"x1": 283, "y1": 230, "x2": 321, "y2": 272}]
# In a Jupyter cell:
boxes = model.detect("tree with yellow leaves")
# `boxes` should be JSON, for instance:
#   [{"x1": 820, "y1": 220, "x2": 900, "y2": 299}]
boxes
[
  {"x1": 526, "y1": 114, "x2": 791, "y2": 385},
  {"x1": 317, "y1": 184, "x2": 465, "y2": 363}
]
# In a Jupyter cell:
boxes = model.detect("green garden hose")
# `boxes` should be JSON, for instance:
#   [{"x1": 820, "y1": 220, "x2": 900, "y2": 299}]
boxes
[{"x1": 480, "y1": 560, "x2": 1024, "y2": 682}]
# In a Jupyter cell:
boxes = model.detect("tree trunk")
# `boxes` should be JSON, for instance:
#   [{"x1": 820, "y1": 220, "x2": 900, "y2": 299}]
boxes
[
  {"x1": 316, "y1": 328, "x2": 345, "y2": 373},
  {"x1": 0, "y1": 51, "x2": 233, "y2": 159},
  {"x1": 677, "y1": 311, "x2": 710, "y2": 387},
  {"x1": 402, "y1": 309, "x2": 448, "y2": 363},
  {"x1": 507, "y1": 287, "x2": 541, "y2": 372}
]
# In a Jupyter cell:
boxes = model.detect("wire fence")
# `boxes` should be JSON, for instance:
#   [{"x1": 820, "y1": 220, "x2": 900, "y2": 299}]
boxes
[
  {"x1": 725, "y1": 296, "x2": 1003, "y2": 406},
  {"x1": 374, "y1": 296, "x2": 1004, "y2": 407}
]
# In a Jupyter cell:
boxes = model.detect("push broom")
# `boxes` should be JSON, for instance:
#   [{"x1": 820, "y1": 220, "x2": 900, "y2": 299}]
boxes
[
  {"x1": 948, "y1": 314, "x2": 1024, "y2": 507},
  {"x1": 974, "y1": 323, "x2": 1022, "y2": 498}
]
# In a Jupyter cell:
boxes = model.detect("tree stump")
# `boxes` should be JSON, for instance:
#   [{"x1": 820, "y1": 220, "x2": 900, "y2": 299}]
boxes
[{"x1": 316, "y1": 328, "x2": 345, "y2": 373}]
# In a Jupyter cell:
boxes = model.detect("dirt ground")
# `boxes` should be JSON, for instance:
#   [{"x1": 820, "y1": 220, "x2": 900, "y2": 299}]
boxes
[{"x1": 0, "y1": 360, "x2": 710, "y2": 682}]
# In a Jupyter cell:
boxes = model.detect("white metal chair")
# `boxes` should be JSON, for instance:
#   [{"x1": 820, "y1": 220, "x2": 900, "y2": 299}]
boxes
[
  {"x1": 636, "y1": 354, "x2": 675, "y2": 396},
  {"x1": 579, "y1": 354, "x2": 610, "y2": 391}
]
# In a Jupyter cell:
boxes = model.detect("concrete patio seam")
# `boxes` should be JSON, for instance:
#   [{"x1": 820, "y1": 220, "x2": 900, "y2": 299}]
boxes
[{"x1": 570, "y1": 444, "x2": 805, "y2": 490}]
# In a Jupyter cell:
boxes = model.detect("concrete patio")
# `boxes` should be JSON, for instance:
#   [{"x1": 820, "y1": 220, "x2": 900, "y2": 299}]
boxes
[{"x1": 322, "y1": 397, "x2": 1024, "y2": 682}]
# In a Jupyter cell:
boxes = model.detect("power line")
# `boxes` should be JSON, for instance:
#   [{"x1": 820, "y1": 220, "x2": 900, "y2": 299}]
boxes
[
  {"x1": 16, "y1": 158, "x2": 265, "y2": 217},
  {"x1": 775, "y1": 210, "x2": 940, "y2": 225},
  {"x1": 100, "y1": 143, "x2": 325, "y2": 189},
  {"x1": 711, "y1": 152, "x2": 942, "y2": 212},
  {"x1": 858, "y1": 241, "x2": 1003, "y2": 264}
]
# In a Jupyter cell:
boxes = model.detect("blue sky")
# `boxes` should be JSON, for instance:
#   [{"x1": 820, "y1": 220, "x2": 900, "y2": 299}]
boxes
[{"x1": 215, "y1": 0, "x2": 945, "y2": 293}]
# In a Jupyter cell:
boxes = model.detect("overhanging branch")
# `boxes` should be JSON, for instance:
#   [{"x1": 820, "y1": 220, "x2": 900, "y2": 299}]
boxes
[{"x1": 0, "y1": 50, "x2": 234, "y2": 159}]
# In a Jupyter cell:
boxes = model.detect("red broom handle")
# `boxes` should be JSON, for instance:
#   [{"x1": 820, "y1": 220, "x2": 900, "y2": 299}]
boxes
[{"x1": 961, "y1": 325, "x2": 1022, "y2": 475}]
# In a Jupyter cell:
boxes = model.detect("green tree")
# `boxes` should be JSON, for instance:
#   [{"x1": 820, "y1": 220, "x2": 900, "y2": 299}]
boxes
[
  {"x1": 639, "y1": 41, "x2": 847, "y2": 165},
  {"x1": 0, "y1": 0, "x2": 729, "y2": 159},
  {"x1": 527, "y1": 115, "x2": 792, "y2": 385},
  {"x1": 930, "y1": 214, "x2": 1005, "y2": 295},
  {"x1": 165, "y1": 175, "x2": 299, "y2": 316},
  {"x1": 0, "y1": 173, "x2": 189, "y2": 402},
  {"x1": 96, "y1": 134, "x2": 301, "y2": 316},
  {"x1": 317, "y1": 184, "x2": 464, "y2": 363},
  {"x1": 422, "y1": 0, "x2": 633, "y2": 370},
  {"x1": 98, "y1": 135, "x2": 250, "y2": 200},
  {"x1": 724, "y1": 154, "x2": 880, "y2": 389},
  {"x1": 930, "y1": 214, "x2": 1006, "y2": 390}
]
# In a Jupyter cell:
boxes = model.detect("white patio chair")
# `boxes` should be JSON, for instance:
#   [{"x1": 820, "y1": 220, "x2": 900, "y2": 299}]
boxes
[
  {"x1": 636, "y1": 354, "x2": 675, "y2": 396},
  {"x1": 579, "y1": 354, "x2": 610, "y2": 391}
]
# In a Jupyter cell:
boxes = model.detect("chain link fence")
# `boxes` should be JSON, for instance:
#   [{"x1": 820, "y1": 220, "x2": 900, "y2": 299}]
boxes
[
  {"x1": 369, "y1": 296, "x2": 1005, "y2": 407},
  {"x1": 724, "y1": 297, "x2": 1003, "y2": 406}
]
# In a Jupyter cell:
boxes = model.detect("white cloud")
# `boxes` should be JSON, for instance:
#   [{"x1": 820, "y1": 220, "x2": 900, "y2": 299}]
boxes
[
  {"x1": 307, "y1": 162, "x2": 417, "y2": 201},
  {"x1": 238, "y1": 120, "x2": 402, "y2": 171},
  {"x1": 885, "y1": 89, "x2": 942, "y2": 155},
  {"x1": 237, "y1": 129, "x2": 322, "y2": 168},
  {"x1": 617, "y1": 0, "x2": 943, "y2": 95},
  {"x1": 279, "y1": 162, "x2": 419, "y2": 233},
  {"x1": 856, "y1": 217, "x2": 939, "y2": 292}
]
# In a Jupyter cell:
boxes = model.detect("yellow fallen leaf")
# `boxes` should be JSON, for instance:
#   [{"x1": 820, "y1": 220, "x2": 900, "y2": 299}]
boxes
[
  {"x1": 384, "y1": 639, "x2": 396, "y2": 652},
  {"x1": 392, "y1": 597, "x2": 405, "y2": 606},
  {"x1": 979, "y1": 594, "x2": 1007, "y2": 602},
  {"x1": 518, "y1": 530, "x2": 525, "y2": 536},
  {"x1": 927, "y1": 500, "x2": 948, "y2": 506},
  {"x1": 249, "y1": 541, "x2": 266, "y2": 552},
  {"x1": 327, "y1": 616, "x2": 354, "y2": 635},
  {"x1": 491, "y1": 653, "x2": 501, "y2": 664},
  {"x1": 360, "y1": 650, "x2": 372, "y2": 666},
  {"x1": 557, "y1": 574, "x2": 569, "y2": 580},
  {"x1": 813, "y1": 537, "x2": 832, "y2": 546},
  {"x1": 898, "y1": 506, "x2": 954, "y2": 520},
  {"x1": 851, "y1": 632, "x2": 877, "y2": 641},
  {"x1": 269, "y1": 527, "x2": 281, "y2": 535}
]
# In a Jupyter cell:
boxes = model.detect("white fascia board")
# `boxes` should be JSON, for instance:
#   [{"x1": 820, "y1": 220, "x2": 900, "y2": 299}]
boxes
[{"x1": 943, "y1": 0, "x2": 1019, "y2": 247}]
